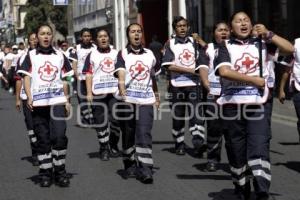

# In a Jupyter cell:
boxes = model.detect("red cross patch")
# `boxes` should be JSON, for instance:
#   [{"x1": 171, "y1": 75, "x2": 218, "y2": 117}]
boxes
[
  {"x1": 178, "y1": 49, "x2": 195, "y2": 66},
  {"x1": 38, "y1": 61, "x2": 58, "y2": 82},
  {"x1": 129, "y1": 61, "x2": 149, "y2": 81},
  {"x1": 100, "y1": 57, "x2": 114, "y2": 73},
  {"x1": 234, "y1": 53, "x2": 259, "y2": 74}
]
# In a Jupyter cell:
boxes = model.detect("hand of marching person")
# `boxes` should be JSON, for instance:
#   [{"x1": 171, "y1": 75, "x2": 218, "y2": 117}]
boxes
[
  {"x1": 86, "y1": 93, "x2": 93, "y2": 103},
  {"x1": 27, "y1": 97, "x2": 33, "y2": 112},
  {"x1": 253, "y1": 24, "x2": 269, "y2": 40},
  {"x1": 65, "y1": 102, "x2": 71, "y2": 117},
  {"x1": 155, "y1": 98, "x2": 160, "y2": 110},
  {"x1": 278, "y1": 90, "x2": 286, "y2": 104},
  {"x1": 119, "y1": 84, "x2": 127, "y2": 100},
  {"x1": 16, "y1": 98, "x2": 21, "y2": 112}
]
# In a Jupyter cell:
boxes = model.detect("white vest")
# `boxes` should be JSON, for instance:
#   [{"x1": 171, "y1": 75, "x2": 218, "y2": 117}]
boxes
[
  {"x1": 76, "y1": 44, "x2": 96, "y2": 80},
  {"x1": 23, "y1": 49, "x2": 73, "y2": 106},
  {"x1": 89, "y1": 49, "x2": 118, "y2": 95},
  {"x1": 116, "y1": 48, "x2": 157, "y2": 104},
  {"x1": 216, "y1": 39, "x2": 271, "y2": 105},
  {"x1": 206, "y1": 43, "x2": 221, "y2": 96},
  {"x1": 292, "y1": 38, "x2": 300, "y2": 91},
  {"x1": 169, "y1": 37, "x2": 199, "y2": 87}
]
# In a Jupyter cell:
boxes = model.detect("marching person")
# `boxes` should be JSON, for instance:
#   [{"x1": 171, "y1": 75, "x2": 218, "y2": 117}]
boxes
[
  {"x1": 18, "y1": 24, "x2": 74, "y2": 187},
  {"x1": 83, "y1": 29, "x2": 121, "y2": 161},
  {"x1": 214, "y1": 12, "x2": 294, "y2": 200},
  {"x1": 279, "y1": 38, "x2": 300, "y2": 144},
  {"x1": 69, "y1": 28, "x2": 96, "y2": 125},
  {"x1": 199, "y1": 22, "x2": 230, "y2": 171},
  {"x1": 161, "y1": 16, "x2": 206, "y2": 156},
  {"x1": 15, "y1": 32, "x2": 39, "y2": 166},
  {"x1": 114, "y1": 23, "x2": 160, "y2": 184}
]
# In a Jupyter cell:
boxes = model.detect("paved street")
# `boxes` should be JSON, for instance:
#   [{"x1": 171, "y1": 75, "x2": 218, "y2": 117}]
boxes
[{"x1": 0, "y1": 84, "x2": 299, "y2": 200}]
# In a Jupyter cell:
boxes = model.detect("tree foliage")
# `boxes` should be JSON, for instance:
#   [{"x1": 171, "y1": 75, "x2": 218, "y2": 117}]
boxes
[{"x1": 24, "y1": 0, "x2": 68, "y2": 36}]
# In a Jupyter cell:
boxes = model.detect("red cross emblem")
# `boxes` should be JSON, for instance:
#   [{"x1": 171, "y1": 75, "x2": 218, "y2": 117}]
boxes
[
  {"x1": 129, "y1": 61, "x2": 149, "y2": 81},
  {"x1": 44, "y1": 64, "x2": 54, "y2": 75},
  {"x1": 100, "y1": 57, "x2": 114, "y2": 73},
  {"x1": 234, "y1": 53, "x2": 258, "y2": 74},
  {"x1": 179, "y1": 49, "x2": 195, "y2": 66},
  {"x1": 38, "y1": 61, "x2": 58, "y2": 82}
]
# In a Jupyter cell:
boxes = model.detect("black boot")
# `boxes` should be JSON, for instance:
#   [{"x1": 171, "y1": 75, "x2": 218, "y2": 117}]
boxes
[
  {"x1": 123, "y1": 160, "x2": 137, "y2": 179},
  {"x1": 39, "y1": 169, "x2": 52, "y2": 187},
  {"x1": 109, "y1": 144, "x2": 120, "y2": 158},
  {"x1": 234, "y1": 182, "x2": 251, "y2": 200},
  {"x1": 136, "y1": 167, "x2": 153, "y2": 184},
  {"x1": 31, "y1": 155, "x2": 39, "y2": 166},
  {"x1": 54, "y1": 170, "x2": 70, "y2": 187},
  {"x1": 175, "y1": 142, "x2": 185, "y2": 155},
  {"x1": 99, "y1": 143, "x2": 110, "y2": 161}
]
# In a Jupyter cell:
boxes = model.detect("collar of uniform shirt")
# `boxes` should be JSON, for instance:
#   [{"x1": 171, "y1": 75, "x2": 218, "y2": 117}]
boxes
[
  {"x1": 174, "y1": 36, "x2": 192, "y2": 44},
  {"x1": 228, "y1": 35, "x2": 257, "y2": 45},
  {"x1": 97, "y1": 46, "x2": 111, "y2": 53},
  {"x1": 126, "y1": 45, "x2": 146, "y2": 55},
  {"x1": 80, "y1": 43, "x2": 93, "y2": 49},
  {"x1": 36, "y1": 45, "x2": 56, "y2": 55}
]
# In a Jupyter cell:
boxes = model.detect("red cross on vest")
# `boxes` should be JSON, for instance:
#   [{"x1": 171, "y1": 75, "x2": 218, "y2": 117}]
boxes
[
  {"x1": 44, "y1": 64, "x2": 54, "y2": 75},
  {"x1": 135, "y1": 63, "x2": 145, "y2": 74},
  {"x1": 242, "y1": 57, "x2": 254, "y2": 70},
  {"x1": 104, "y1": 59, "x2": 112, "y2": 68},
  {"x1": 183, "y1": 51, "x2": 191, "y2": 61}
]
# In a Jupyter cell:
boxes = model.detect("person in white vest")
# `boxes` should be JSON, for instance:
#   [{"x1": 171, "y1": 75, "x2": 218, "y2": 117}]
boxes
[
  {"x1": 83, "y1": 29, "x2": 121, "y2": 161},
  {"x1": 161, "y1": 16, "x2": 206, "y2": 156},
  {"x1": 15, "y1": 32, "x2": 39, "y2": 166},
  {"x1": 69, "y1": 28, "x2": 96, "y2": 126},
  {"x1": 279, "y1": 38, "x2": 300, "y2": 144},
  {"x1": 18, "y1": 24, "x2": 74, "y2": 188},
  {"x1": 214, "y1": 12, "x2": 294, "y2": 200},
  {"x1": 199, "y1": 22, "x2": 230, "y2": 172},
  {"x1": 114, "y1": 23, "x2": 160, "y2": 184}
]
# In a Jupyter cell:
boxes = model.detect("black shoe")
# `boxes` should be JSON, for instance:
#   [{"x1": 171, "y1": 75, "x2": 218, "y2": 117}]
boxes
[
  {"x1": 137, "y1": 173, "x2": 153, "y2": 184},
  {"x1": 192, "y1": 137, "x2": 206, "y2": 157},
  {"x1": 109, "y1": 146, "x2": 120, "y2": 158},
  {"x1": 55, "y1": 174, "x2": 70, "y2": 187},
  {"x1": 175, "y1": 143, "x2": 185, "y2": 155},
  {"x1": 256, "y1": 193, "x2": 269, "y2": 200},
  {"x1": 31, "y1": 156, "x2": 39, "y2": 166},
  {"x1": 123, "y1": 166, "x2": 137, "y2": 179},
  {"x1": 206, "y1": 162, "x2": 217, "y2": 172},
  {"x1": 99, "y1": 149, "x2": 110, "y2": 161},
  {"x1": 234, "y1": 182, "x2": 251, "y2": 200},
  {"x1": 39, "y1": 175, "x2": 52, "y2": 187}
]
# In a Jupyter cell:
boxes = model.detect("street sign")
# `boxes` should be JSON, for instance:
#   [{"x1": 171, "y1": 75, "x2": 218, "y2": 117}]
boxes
[{"x1": 53, "y1": 0, "x2": 69, "y2": 6}]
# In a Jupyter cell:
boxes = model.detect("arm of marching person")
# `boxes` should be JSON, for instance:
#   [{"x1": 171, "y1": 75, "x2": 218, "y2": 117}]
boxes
[
  {"x1": 278, "y1": 66, "x2": 291, "y2": 104},
  {"x1": 17, "y1": 54, "x2": 33, "y2": 111},
  {"x1": 114, "y1": 50, "x2": 126, "y2": 99},
  {"x1": 61, "y1": 54, "x2": 74, "y2": 115},
  {"x1": 196, "y1": 47, "x2": 210, "y2": 92},
  {"x1": 254, "y1": 24, "x2": 294, "y2": 55},
  {"x1": 192, "y1": 33, "x2": 208, "y2": 49},
  {"x1": 82, "y1": 53, "x2": 93, "y2": 103},
  {"x1": 0, "y1": 72, "x2": 8, "y2": 84},
  {"x1": 150, "y1": 53, "x2": 160, "y2": 109},
  {"x1": 15, "y1": 55, "x2": 26, "y2": 112},
  {"x1": 214, "y1": 43, "x2": 265, "y2": 88},
  {"x1": 69, "y1": 48, "x2": 79, "y2": 79},
  {"x1": 161, "y1": 40, "x2": 197, "y2": 75}
]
